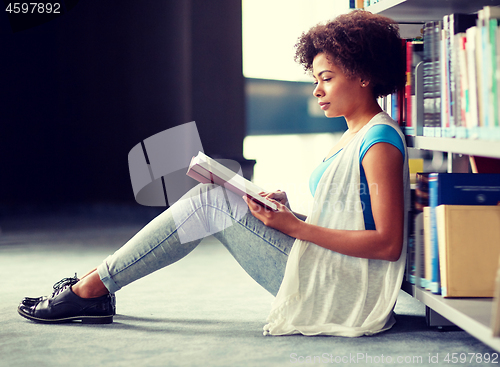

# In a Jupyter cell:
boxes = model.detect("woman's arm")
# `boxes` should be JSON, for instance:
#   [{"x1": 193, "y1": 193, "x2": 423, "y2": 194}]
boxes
[{"x1": 244, "y1": 142, "x2": 404, "y2": 261}]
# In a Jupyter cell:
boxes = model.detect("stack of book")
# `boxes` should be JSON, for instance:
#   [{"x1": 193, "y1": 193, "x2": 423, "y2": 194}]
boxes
[
  {"x1": 378, "y1": 6, "x2": 500, "y2": 141},
  {"x1": 407, "y1": 172, "x2": 500, "y2": 298}
]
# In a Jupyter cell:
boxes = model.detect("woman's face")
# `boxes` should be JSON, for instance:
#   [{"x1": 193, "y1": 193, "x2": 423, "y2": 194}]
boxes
[{"x1": 311, "y1": 53, "x2": 362, "y2": 119}]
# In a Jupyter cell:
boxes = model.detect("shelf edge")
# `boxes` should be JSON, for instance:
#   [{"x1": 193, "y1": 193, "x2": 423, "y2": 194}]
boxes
[{"x1": 406, "y1": 136, "x2": 500, "y2": 158}]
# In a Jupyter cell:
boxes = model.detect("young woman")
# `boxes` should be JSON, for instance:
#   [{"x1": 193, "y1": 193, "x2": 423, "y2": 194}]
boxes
[{"x1": 18, "y1": 10, "x2": 409, "y2": 337}]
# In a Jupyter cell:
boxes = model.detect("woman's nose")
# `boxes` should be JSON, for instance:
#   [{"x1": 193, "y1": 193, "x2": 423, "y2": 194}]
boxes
[{"x1": 313, "y1": 84, "x2": 323, "y2": 98}]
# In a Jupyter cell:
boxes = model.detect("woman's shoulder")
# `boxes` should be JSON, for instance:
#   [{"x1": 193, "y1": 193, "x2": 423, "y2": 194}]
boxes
[
  {"x1": 369, "y1": 111, "x2": 400, "y2": 129},
  {"x1": 360, "y1": 113, "x2": 405, "y2": 159}
]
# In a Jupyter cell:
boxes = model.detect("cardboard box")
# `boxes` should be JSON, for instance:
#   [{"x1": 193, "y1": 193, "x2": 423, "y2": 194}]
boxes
[{"x1": 436, "y1": 205, "x2": 500, "y2": 298}]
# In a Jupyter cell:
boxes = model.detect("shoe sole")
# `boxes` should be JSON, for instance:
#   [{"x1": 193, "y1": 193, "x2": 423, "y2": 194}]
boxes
[{"x1": 18, "y1": 308, "x2": 113, "y2": 324}]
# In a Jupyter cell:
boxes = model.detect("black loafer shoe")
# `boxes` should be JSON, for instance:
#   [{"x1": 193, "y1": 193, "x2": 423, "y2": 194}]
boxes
[
  {"x1": 21, "y1": 274, "x2": 116, "y2": 316},
  {"x1": 22, "y1": 274, "x2": 80, "y2": 307},
  {"x1": 18, "y1": 286, "x2": 114, "y2": 324}
]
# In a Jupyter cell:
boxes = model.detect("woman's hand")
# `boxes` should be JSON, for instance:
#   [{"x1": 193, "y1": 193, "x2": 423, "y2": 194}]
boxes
[
  {"x1": 243, "y1": 192, "x2": 301, "y2": 237},
  {"x1": 262, "y1": 190, "x2": 290, "y2": 209}
]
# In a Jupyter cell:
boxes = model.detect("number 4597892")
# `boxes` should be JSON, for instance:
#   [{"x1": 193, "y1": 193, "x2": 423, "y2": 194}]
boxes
[{"x1": 5, "y1": 3, "x2": 61, "y2": 14}]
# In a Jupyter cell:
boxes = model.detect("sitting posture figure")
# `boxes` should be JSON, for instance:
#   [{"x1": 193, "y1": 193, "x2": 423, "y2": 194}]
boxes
[{"x1": 18, "y1": 9, "x2": 409, "y2": 337}]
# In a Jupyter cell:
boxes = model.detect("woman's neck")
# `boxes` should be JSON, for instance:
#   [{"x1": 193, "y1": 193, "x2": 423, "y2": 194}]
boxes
[{"x1": 345, "y1": 99, "x2": 383, "y2": 133}]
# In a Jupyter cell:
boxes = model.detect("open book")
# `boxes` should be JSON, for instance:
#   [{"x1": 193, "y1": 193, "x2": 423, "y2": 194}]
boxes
[{"x1": 186, "y1": 151, "x2": 278, "y2": 211}]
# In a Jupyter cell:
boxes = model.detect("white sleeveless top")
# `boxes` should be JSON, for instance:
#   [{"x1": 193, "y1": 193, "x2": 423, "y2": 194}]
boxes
[{"x1": 263, "y1": 112, "x2": 410, "y2": 337}]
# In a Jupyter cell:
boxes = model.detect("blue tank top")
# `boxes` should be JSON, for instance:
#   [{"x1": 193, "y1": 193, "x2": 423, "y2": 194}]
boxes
[{"x1": 309, "y1": 124, "x2": 405, "y2": 230}]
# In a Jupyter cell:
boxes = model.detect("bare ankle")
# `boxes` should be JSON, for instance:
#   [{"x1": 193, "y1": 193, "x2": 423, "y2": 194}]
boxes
[{"x1": 72, "y1": 272, "x2": 108, "y2": 299}]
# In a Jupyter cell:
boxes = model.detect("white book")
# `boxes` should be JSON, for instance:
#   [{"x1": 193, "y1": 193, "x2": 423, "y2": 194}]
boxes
[
  {"x1": 466, "y1": 26, "x2": 480, "y2": 130},
  {"x1": 186, "y1": 151, "x2": 278, "y2": 211}
]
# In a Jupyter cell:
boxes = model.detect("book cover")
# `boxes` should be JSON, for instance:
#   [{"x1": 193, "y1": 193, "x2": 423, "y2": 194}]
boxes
[
  {"x1": 411, "y1": 172, "x2": 430, "y2": 288},
  {"x1": 470, "y1": 156, "x2": 500, "y2": 173},
  {"x1": 428, "y1": 173, "x2": 500, "y2": 294},
  {"x1": 423, "y1": 20, "x2": 443, "y2": 137},
  {"x1": 436, "y1": 205, "x2": 500, "y2": 297},
  {"x1": 492, "y1": 255, "x2": 500, "y2": 336},
  {"x1": 186, "y1": 151, "x2": 278, "y2": 211},
  {"x1": 446, "y1": 13, "x2": 478, "y2": 136},
  {"x1": 441, "y1": 15, "x2": 450, "y2": 135},
  {"x1": 429, "y1": 173, "x2": 500, "y2": 206},
  {"x1": 466, "y1": 26, "x2": 480, "y2": 133},
  {"x1": 415, "y1": 172, "x2": 430, "y2": 212},
  {"x1": 423, "y1": 22, "x2": 434, "y2": 136},
  {"x1": 456, "y1": 33, "x2": 468, "y2": 135},
  {"x1": 411, "y1": 212, "x2": 425, "y2": 287},
  {"x1": 428, "y1": 176, "x2": 440, "y2": 293},
  {"x1": 480, "y1": 7, "x2": 500, "y2": 133},
  {"x1": 433, "y1": 21, "x2": 443, "y2": 136},
  {"x1": 406, "y1": 41, "x2": 424, "y2": 131},
  {"x1": 488, "y1": 17, "x2": 499, "y2": 129},
  {"x1": 423, "y1": 206, "x2": 432, "y2": 289}
]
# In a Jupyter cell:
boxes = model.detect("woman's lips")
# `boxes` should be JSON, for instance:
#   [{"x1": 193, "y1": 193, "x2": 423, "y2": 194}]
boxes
[{"x1": 319, "y1": 102, "x2": 330, "y2": 110}]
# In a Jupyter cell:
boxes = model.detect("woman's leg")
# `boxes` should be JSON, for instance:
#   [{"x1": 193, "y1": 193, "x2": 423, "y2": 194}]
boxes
[
  {"x1": 96, "y1": 183, "x2": 295, "y2": 297},
  {"x1": 19, "y1": 183, "x2": 295, "y2": 323}
]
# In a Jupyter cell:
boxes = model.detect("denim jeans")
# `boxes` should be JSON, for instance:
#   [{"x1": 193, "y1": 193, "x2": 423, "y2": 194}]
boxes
[{"x1": 97, "y1": 184, "x2": 296, "y2": 296}]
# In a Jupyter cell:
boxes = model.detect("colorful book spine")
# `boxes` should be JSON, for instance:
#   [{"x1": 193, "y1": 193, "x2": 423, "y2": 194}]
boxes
[
  {"x1": 406, "y1": 41, "x2": 424, "y2": 133},
  {"x1": 410, "y1": 172, "x2": 430, "y2": 287},
  {"x1": 441, "y1": 15, "x2": 451, "y2": 136},
  {"x1": 466, "y1": 26, "x2": 480, "y2": 135},
  {"x1": 416, "y1": 6, "x2": 500, "y2": 140},
  {"x1": 449, "y1": 14, "x2": 478, "y2": 137},
  {"x1": 428, "y1": 173, "x2": 441, "y2": 293},
  {"x1": 423, "y1": 21, "x2": 442, "y2": 137},
  {"x1": 456, "y1": 33, "x2": 468, "y2": 137}
]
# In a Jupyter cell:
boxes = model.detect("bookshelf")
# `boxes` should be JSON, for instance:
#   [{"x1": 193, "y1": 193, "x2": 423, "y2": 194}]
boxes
[
  {"x1": 368, "y1": 0, "x2": 500, "y2": 22},
  {"x1": 402, "y1": 282, "x2": 500, "y2": 352},
  {"x1": 367, "y1": 0, "x2": 500, "y2": 353}
]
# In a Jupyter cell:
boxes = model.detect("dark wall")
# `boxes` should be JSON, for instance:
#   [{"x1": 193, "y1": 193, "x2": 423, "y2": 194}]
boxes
[{"x1": 0, "y1": 0, "x2": 246, "y2": 206}]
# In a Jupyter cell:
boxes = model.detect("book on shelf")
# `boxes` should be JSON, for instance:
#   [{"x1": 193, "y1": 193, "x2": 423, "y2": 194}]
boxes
[
  {"x1": 470, "y1": 156, "x2": 500, "y2": 173},
  {"x1": 407, "y1": 172, "x2": 429, "y2": 286},
  {"x1": 186, "y1": 151, "x2": 278, "y2": 211},
  {"x1": 399, "y1": 6, "x2": 500, "y2": 141},
  {"x1": 466, "y1": 25, "x2": 480, "y2": 134},
  {"x1": 405, "y1": 40, "x2": 424, "y2": 134},
  {"x1": 436, "y1": 204, "x2": 500, "y2": 298},
  {"x1": 441, "y1": 13, "x2": 478, "y2": 138},
  {"x1": 477, "y1": 7, "x2": 500, "y2": 134},
  {"x1": 413, "y1": 212, "x2": 425, "y2": 288},
  {"x1": 422, "y1": 20, "x2": 443, "y2": 137},
  {"x1": 492, "y1": 256, "x2": 500, "y2": 336},
  {"x1": 423, "y1": 206, "x2": 432, "y2": 290},
  {"x1": 428, "y1": 173, "x2": 500, "y2": 294}
]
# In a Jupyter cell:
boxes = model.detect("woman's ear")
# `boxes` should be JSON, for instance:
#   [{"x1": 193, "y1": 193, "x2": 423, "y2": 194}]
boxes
[{"x1": 360, "y1": 79, "x2": 369, "y2": 87}]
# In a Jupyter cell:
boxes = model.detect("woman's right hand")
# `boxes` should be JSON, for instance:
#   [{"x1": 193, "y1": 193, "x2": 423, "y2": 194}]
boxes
[{"x1": 260, "y1": 190, "x2": 290, "y2": 210}]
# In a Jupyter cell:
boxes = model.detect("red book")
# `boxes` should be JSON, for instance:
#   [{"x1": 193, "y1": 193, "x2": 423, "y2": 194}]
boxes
[{"x1": 406, "y1": 40, "x2": 413, "y2": 128}]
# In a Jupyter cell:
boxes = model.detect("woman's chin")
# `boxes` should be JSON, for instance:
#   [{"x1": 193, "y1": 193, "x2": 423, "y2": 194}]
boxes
[{"x1": 324, "y1": 111, "x2": 340, "y2": 118}]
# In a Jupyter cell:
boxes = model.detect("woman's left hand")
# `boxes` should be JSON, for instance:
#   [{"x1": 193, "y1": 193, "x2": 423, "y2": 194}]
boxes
[{"x1": 243, "y1": 193, "x2": 302, "y2": 237}]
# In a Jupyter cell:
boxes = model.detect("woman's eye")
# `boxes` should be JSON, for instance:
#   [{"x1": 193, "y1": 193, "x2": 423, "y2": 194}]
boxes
[{"x1": 322, "y1": 78, "x2": 331, "y2": 82}]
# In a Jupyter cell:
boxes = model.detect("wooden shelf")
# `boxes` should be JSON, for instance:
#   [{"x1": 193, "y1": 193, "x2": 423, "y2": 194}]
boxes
[
  {"x1": 402, "y1": 281, "x2": 500, "y2": 352},
  {"x1": 367, "y1": 0, "x2": 500, "y2": 23},
  {"x1": 406, "y1": 136, "x2": 500, "y2": 158}
]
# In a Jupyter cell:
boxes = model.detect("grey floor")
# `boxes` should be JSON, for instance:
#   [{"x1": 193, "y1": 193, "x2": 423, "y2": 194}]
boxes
[{"x1": 1, "y1": 205, "x2": 498, "y2": 367}]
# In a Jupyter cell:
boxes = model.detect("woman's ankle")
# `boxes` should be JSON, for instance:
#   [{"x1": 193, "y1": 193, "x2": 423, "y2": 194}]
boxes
[{"x1": 72, "y1": 272, "x2": 109, "y2": 299}]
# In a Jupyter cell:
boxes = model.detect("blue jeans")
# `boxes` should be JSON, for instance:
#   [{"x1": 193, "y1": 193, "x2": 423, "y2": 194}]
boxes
[{"x1": 97, "y1": 184, "x2": 296, "y2": 296}]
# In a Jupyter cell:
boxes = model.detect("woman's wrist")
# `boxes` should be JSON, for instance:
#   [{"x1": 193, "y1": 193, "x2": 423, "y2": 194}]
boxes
[{"x1": 289, "y1": 217, "x2": 308, "y2": 239}]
